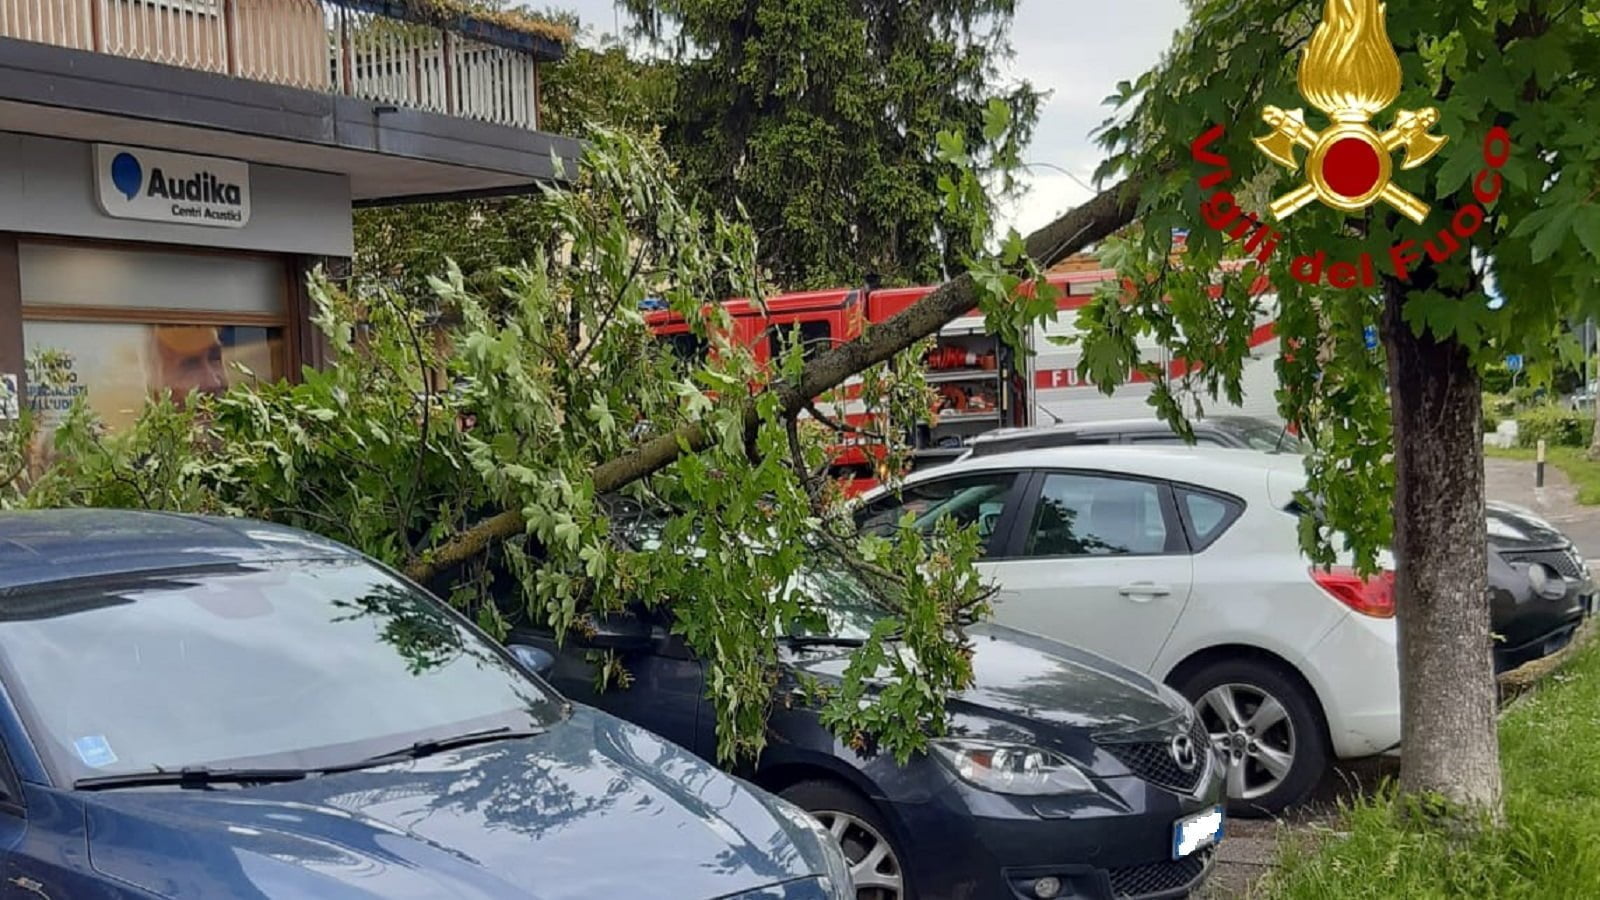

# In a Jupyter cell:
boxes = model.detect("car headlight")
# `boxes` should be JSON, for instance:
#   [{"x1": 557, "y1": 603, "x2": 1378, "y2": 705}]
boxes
[
  {"x1": 931, "y1": 740, "x2": 1096, "y2": 796},
  {"x1": 1487, "y1": 517, "x2": 1530, "y2": 542},
  {"x1": 768, "y1": 796, "x2": 854, "y2": 899}
]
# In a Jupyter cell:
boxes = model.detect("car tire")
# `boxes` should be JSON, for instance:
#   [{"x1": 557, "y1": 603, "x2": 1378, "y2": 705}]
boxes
[
  {"x1": 780, "y1": 779, "x2": 910, "y2": 900},
  {"x1": 1174, "y1": 659, "x2": 1328, "y2": 818}
]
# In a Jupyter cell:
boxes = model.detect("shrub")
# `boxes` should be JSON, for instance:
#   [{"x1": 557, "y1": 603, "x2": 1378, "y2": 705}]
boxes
[
  {"x1": 1481, "y1": 363, "x2": 1514, "y2": 395},
  {"x1": 1483, "y1": 410, "x2": 1499, "y2": 435},
  {"x1": 1515, "y1": 406, "x2": 1595, "y2": 448},
  {"x1": 1484, "y1": 393, "x2": 1519, "y2": 419}
]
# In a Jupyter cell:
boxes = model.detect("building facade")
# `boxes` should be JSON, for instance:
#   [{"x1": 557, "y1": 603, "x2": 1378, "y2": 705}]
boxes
[{"x1": 0, "y1": 0, "x2": 578, "y2": 431}]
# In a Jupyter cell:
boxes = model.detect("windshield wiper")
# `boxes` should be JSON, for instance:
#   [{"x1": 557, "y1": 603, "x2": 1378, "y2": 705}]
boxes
[
  {"x1": 327, "y1": 725, "x2": 546, "y2": 773},
  {"x1": 75, "y1": 766, "x2": 312, "y2": 791}
]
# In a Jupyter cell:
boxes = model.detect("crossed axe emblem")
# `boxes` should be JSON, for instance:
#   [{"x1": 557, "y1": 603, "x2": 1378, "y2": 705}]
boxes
[{"x1": 1254, "y1": 105, "x2": 1447, "y2": 224}]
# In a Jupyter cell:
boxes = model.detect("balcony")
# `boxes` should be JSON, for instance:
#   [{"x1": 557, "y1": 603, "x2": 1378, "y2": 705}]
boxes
[{"x1": 0, "y1": 0, "x2": 566, "y2": 130}]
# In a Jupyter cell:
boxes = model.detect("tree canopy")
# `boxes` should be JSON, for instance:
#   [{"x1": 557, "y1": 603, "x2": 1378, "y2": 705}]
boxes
[{"x1": 621, "y1": 0, "x2": 1042, "y2": 288}]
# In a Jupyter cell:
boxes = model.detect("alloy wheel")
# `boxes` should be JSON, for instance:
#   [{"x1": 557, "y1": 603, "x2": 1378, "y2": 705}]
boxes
[
  {"x1": 1196, "y1": 682, "x2": 1297, "y2": 802},
  {"x1": 812, "y1": 809, "x2": 904, "y2": 900}
]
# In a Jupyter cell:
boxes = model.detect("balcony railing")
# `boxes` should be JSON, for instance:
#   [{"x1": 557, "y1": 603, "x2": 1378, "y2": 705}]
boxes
[{"x1": 0, "y1": 0, "x2": 564, "y2": 130}]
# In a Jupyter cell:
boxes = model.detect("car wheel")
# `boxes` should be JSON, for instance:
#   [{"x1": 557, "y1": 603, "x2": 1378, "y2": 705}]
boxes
[
  {"x1": 780, "y1": 779, "x2": 909, "y2": 900},
  {"x1": 1175, "y1": 660, "x2": 1328, "y2": 817}
]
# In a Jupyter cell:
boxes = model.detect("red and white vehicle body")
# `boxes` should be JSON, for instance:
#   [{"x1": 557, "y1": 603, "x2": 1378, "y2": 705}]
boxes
[
  {"x1": 645, "y1": 265, "x2": 1282, "y2": 492},
  {"x1": 1028, "y1": 267, "x2": 1282, "y2": 426}
]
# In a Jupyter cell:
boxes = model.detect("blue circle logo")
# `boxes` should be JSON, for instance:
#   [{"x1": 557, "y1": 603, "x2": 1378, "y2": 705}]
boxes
[{"x1": 109, "y1": 152, "x2": 142, "y2": 201}]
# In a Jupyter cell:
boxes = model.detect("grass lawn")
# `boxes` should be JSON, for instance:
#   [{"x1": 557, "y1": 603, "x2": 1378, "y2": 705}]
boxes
[
  {"x1": 1263, "y1": 630, "x2": 1600, "y2": 898},
  {"x1": 1486, "y1": 445, "x2": 1600, "y2": 506}
]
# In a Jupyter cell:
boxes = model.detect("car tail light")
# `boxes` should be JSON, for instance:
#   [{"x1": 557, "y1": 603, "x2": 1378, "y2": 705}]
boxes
[{"x1": 1310, "y1": 566, "x2": 1396, "y2": 619}]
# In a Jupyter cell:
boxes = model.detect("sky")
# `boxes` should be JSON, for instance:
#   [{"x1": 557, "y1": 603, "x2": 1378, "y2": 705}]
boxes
[{"x1": 550, "y1": 0, "x2": 1190, "y2": 236}]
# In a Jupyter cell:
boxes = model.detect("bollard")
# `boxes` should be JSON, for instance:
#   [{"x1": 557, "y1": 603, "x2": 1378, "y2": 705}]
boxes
[{"x1": 1537, "y1": 439, "x2": 1547, "y2": 488}]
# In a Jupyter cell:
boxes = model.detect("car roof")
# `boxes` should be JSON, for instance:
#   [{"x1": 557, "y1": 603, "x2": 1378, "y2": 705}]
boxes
[
  {"x1": 970, "y1": 415, "x2": 1269, "y2": 443},
  {"x1": 0, "y1": 509, "x2": 360, "y2": 592},
  {"x1": 892, "y1": 444, "x2": 1306, "y2": 501}
]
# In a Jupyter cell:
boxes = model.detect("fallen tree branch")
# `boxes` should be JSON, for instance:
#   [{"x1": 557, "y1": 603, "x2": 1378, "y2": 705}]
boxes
[
  {"x1": 404, "y1": 174, "x2": 1145, "y2": 583},
  {"x1": 805, "y1": 400, "x2": 886, "y2": 442}
]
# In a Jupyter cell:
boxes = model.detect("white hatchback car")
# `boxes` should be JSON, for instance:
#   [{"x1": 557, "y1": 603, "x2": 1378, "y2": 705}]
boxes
[{"x1": 855, "y1": 445, "x2": 1398, "y2": 815}]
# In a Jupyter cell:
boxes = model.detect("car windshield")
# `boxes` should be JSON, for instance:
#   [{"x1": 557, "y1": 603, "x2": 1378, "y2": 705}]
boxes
[
  {"x1": 0, "y1": 559, "x2": 564, "y2": 784},
  {"x1": 785, "y1": 555, "x2": 892, "y2": 642}
]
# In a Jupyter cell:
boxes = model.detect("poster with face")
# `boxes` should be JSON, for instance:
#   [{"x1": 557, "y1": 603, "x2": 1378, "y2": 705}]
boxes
[{"x1": 23, "y1": 320, "x2": 282, "y2": 440}]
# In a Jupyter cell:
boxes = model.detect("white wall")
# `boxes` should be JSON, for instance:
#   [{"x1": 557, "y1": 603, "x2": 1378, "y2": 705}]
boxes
[{"x1": 0, "y1": 131, "x2": 352, "y2": 256}]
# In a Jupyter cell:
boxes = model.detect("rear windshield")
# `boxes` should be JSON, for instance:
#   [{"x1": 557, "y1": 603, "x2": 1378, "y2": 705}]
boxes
[{"x1": 1238, "y1": 421, "x2": 1305, "y2": 453}]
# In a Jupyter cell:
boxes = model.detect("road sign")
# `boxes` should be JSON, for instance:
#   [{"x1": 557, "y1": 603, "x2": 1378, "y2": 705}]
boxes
[
  {"x1": 1364, "y1": 326, "x2": 1378, "y2": 350},
  {"x1": 1506, "y1": 354, "x2": 1523, "y2": 374}
]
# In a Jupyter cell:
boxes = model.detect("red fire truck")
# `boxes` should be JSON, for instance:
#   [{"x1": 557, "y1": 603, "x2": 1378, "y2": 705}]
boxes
[{"x1": 645, "y1": 266, "x2": 1280, "y2": 493}]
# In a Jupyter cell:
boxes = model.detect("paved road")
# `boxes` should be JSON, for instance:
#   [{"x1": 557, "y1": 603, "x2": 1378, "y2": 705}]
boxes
[
  {"x1": 1485, "y1": 456, "x2": 1600, "y2": 560},
  {"x1": 1200, "y1": 457, "x2": 1600, "y2": 898}
]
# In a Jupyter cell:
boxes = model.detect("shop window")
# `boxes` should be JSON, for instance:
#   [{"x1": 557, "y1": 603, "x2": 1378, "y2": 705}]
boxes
[{"x1": 19, "y1": 241, "x2": 288, "y2": 439}]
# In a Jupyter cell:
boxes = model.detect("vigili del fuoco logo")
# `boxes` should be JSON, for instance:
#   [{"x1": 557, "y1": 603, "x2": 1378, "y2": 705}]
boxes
[{"x1": 1187, "y1": 0, "x2": 1512, "y2": 289}]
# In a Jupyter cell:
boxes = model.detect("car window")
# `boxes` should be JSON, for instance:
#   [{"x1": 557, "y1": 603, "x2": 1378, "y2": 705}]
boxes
[
  {"x1": 1023, "y1": 473, "x2": 1170, "y2": 557},
  {"x1": 1239, "y1": 421, "x2": 1304, "y2": 453},
  {"x1": 1177, "y1": 488, "x2": 1245, "y2": 551},
  {"x1": 0, "y1": 560, "x2": 563, "y2": 785},
  {"x1": 659, "y1": 332, "x2": 710, "y2": 370},
  {"x1": 855, "y1": 472, "x2": 1016, "y2": 551},
  {"x1": 769, "y1": 321, "x2": 833, "y2": 364}
]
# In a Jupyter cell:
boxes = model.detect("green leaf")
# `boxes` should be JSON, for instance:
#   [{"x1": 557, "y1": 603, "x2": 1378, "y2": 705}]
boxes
[
  {"x1": 1574, "y1": 206, "x2": 1600, "y2": 261},
  {"x1": 982, "y1": 98, "x2": 1011, "y2": 143}
]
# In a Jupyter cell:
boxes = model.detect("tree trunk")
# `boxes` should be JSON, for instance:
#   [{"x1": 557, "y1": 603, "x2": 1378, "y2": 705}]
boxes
[{"x1": 1383, "y1": 279, "x2": 1502, "y2": 818}]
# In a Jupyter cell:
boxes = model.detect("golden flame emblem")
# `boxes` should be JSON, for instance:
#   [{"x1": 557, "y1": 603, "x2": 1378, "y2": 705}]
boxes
[{"x1": 1254, "y1": 0, "x2": 1447, "y2": 224}]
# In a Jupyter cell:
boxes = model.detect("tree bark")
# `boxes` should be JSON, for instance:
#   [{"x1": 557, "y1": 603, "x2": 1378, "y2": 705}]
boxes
[
  {"x1": 1383, "y1": 279, "x2": 1502, "y2": 818},
  {"x1": 404, "y1": 174, "x2": 1146, "y2": 583}
]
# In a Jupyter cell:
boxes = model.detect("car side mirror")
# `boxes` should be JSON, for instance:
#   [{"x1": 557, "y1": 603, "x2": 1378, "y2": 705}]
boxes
[
  {"x1": 506, "y1": 644, "x2": 556, "y2": 678},
  {"x1": 581, "y1": 614, "x2": 657, "y2": 653}
]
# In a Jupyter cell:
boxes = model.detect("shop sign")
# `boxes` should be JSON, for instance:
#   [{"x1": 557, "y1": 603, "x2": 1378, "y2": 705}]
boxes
[{"x1": 94, "y1": 145, "x2": 251, "y2": 229}]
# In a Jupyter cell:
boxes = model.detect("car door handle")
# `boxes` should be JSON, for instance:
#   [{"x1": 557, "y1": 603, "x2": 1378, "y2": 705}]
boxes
[{"x1": 1118, "y1": 582, "x2": 1172, "y2": 600}]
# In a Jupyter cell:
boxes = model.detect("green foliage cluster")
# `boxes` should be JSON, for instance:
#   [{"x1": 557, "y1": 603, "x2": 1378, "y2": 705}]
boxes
[
  {"x1": 4, "y1": 130, "x2": 991, "y2": 766},
  {"x1": 358, "y1": 1, "x2": 1040, "y2": 303},
  {"x1": 1513, "y1": 406, "x2": 1594, "y2": 449},
  {"x1": 1077, "y1": 1, "x2": 1600, "y2": 573},
  {"x1": 353, "y1": 15, "x2": 671, "y2": 304}
]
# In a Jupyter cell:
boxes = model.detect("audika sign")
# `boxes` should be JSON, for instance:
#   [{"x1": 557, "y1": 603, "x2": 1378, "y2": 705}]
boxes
[{"x1": 94, "y1": 145, "x2": 251, "y2": 229}]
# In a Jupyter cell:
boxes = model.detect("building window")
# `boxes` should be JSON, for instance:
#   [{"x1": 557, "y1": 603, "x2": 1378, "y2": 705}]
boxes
[{"x1": 19, "y1": 241, "x2": 288, "y2": 437}]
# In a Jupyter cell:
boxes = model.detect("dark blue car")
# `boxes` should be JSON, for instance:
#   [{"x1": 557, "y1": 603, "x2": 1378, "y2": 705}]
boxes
[
  {"x1": 514, "y1": 552, "x2": 1227, "y2": 900},
  {"x1": 0, "y1": 509, "x2": 854, "y2": 899}
]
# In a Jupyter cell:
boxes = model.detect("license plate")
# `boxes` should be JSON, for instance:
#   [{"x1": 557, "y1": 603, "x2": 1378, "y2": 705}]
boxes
[{"x1": 1172, "y1": 806, "x2": 1225, "y2": 860}]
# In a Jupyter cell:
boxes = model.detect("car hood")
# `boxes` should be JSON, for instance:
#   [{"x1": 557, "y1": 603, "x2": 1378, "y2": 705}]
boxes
[
  {"x1": 1486, "y1": 501, "x2": 1571, "y2": 552},
  {"x1": 787, "y1": 623, "x2": 1186, "y2": 737},
  {"x1": 80, "y1": 708, "x2": 825, "y2": 900}
]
